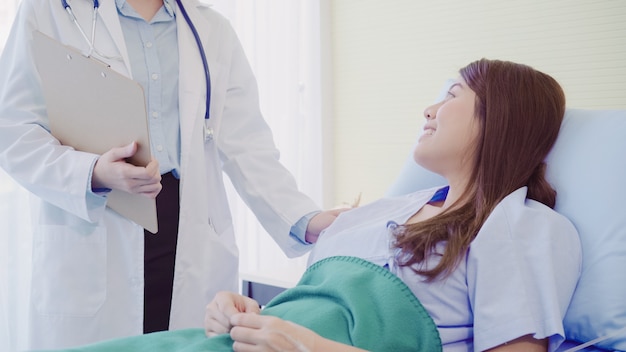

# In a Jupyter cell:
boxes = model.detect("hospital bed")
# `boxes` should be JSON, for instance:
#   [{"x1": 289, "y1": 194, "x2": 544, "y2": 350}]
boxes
[{"x1": 245, "y1": 104, "x2": 626, "y2": 350}]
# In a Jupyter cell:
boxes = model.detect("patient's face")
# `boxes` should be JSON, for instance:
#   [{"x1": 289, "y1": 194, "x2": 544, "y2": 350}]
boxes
[{"x1": 413, "y1": 78, "x2": 479, "y2": 180}]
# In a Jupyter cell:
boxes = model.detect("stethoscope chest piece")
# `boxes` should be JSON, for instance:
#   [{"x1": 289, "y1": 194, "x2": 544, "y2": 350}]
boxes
[{"x1": 204, "y1": 123, "x2": 214, "y2": 142}]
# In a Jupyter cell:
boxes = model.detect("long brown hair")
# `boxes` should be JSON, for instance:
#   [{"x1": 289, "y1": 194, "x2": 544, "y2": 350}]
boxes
[{"x1": 393, "y1": 59, "x2": 566, "y2": 281}]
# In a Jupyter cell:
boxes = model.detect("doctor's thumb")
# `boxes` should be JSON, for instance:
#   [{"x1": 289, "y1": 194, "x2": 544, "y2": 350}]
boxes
[
  {"x1": 118, "y1": 141, "x2": 138, "y2": 159},
  {"x1": 103, "y1": 141, "x2": 138, "y2": 162}
]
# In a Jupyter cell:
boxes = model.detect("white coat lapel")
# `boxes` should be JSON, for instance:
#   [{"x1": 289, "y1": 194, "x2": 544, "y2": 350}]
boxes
[
  {"x1": 97, "y1": 0, "x2": 132, "y2": 75},
  {"x1": 176, "y1": 0, "x2": 212, "y2": 167}
]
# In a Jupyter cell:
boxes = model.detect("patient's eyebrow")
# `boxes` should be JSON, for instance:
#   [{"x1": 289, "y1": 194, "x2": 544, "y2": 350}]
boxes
[{"x1": 449, "y1": 83, "x2": 463, "y2": 91}]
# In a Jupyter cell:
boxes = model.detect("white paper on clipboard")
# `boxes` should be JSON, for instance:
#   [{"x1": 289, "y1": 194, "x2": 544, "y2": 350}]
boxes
[{"x1": 31, "y1": 30, "x2": 158, "y2": 233}]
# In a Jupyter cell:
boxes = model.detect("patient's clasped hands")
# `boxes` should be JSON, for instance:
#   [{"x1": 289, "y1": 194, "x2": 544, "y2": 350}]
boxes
[{"x1": 204, "y1": 291, "x2": 316, "y2": 352}]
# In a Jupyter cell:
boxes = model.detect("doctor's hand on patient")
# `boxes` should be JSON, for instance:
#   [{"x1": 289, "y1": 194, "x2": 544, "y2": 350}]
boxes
[
  {"x1": 304, "y1": 208, "x2": 350, "y2": 244},
  {"x1": 91, "y1": 141, "x2": 162, "y2": 198}
]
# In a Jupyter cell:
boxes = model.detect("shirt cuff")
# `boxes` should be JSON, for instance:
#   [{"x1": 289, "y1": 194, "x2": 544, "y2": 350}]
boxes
[
  {"x1": 88, "y1": 158, "x2": 111, "y2": 197},
  {"x1": 289, "y1": 211, "x2": 321, "y2": 245},
  {"x1": 92, "y1": 188, "x2": 112, "y2": 194}
]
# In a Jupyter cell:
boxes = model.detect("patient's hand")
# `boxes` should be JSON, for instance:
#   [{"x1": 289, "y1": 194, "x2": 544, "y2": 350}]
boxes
[
  {"x1": 229, "y1": 313, "x2": 317, "y2": 352},
  {"x1": 229, "y1": 313, "x2": 368, "y2": 352},
  {"x1": 204, "y1": 291, "x2": 261, "y2": 337}
]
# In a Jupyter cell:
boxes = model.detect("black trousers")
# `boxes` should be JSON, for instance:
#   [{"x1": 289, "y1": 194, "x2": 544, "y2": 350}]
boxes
[{"x1": 143, "y1": 172, "x2": 180, "y2": 333}]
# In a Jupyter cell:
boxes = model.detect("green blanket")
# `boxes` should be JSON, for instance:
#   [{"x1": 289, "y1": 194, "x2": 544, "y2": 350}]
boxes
[{"x1": 52, "y1": 256, "x2": 441, "y2": 351}]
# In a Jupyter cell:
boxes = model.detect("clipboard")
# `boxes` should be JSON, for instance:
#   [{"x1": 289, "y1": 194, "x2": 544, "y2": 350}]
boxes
[{"x1": 31, "y1": 30, "x2": 158, "y2": 233}]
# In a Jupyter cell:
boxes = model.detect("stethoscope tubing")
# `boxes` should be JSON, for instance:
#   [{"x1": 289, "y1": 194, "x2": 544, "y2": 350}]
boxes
[
  {"x1": 175, "y1": 0, "x2": 211, "y2": 121},
  {"x1": 60, "y1": 0, "x2": 211, "y2": 123}
]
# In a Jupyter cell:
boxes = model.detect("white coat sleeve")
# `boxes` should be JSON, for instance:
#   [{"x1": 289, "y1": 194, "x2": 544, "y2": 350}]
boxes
[
  {"x1": 215, "y1": 22, "x2": 320, "y2": 257},
  {"x1": 0, "y1": 0, "x2": 107, "y2": 223}
]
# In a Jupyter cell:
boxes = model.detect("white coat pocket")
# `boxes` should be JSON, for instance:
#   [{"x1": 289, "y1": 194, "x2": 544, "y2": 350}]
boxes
[{"x1": 32, "y1": 224, "x2": 106, "y2": 317}]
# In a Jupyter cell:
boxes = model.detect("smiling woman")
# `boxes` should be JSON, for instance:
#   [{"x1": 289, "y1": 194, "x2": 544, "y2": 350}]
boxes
[
  {"x1": 414, "y1": 81, "x2": 480, "y2": 183},
  {"x1": 330, "y1": 0, "x2": 626, "y2": 207}
]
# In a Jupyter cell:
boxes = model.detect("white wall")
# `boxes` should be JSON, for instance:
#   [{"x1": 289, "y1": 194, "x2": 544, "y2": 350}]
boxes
[{"x1": 327, "y1": 0, "x2": 626, "y2": 206}]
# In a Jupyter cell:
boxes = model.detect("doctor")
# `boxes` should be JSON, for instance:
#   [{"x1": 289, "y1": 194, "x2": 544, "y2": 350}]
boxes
[{"x1": 0, "y1": 0, "x2": 340, "y2": 350}]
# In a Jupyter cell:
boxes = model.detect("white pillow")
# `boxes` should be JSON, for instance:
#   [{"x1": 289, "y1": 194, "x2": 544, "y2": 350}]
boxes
[{"x1": 547, "y1": 108, "x2": 626, "y2": 350}]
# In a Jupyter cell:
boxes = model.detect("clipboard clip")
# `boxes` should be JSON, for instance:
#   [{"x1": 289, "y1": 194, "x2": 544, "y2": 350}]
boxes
[
  {"x1": 63, "y1": 48, "x2": 111, "y2": 69},
  {"x1": 80, "y1": 52, "x2": 111, "y2": 69},
  {"x1": 84, "y1": 52, "x2": 111, "y2": 68}
]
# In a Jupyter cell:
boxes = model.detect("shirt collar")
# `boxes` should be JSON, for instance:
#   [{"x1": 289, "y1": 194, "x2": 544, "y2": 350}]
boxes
[
  {"x1": 115, "y1": 0, "x2": 176, "y2": 20},
  {"x1": 163, "y1": 0, "x2": 176, "y2": 17}
]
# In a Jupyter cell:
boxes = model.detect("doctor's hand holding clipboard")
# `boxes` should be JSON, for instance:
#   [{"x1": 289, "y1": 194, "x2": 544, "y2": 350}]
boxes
[
  {"x1": 91, "y1": 141, "x2": 162, "y2": 199},
  {"x1": 31, "y1": 28, "x2": 160, "y2": 234}
]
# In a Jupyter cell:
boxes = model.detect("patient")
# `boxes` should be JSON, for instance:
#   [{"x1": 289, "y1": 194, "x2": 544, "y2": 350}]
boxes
[
  {"x1": 48, "y1": 59, "x2": 581, "y2": 352},
  {"x1": 204, "y1": 58, "x2": 581, "y2": 352}
]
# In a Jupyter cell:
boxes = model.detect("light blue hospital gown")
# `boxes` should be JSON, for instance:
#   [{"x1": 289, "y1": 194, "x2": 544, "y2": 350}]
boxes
[{"x1": 308, "y1": 186, "x2": 582, "y2": 352}]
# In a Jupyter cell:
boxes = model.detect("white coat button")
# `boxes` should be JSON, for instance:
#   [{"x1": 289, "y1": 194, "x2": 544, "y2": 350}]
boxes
[
  {"x1": 151, "y1": 73, "x2": 159, "y2": 80},
  {"x1": 152, "y1": 111, "x2": 159, "y2": 119},
  {"x1": 145, "y1": 42, "x2": 153, "y2": 48},
  {"x1": 156, "y1": 145, "x2": 163, "y2": 152}
]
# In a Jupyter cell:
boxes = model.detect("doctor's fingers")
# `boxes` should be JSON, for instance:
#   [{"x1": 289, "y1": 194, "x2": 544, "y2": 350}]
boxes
[
  {"x1": 101, "y1": 167, "x2": 160, "y2": 197},
  {"x1": 115, "y1": 162, "x2": 159, "y2": 181},
  {"x1": 144, "y1": 158, "x2": 161, "y2": 178},
  {"x1": 119, "y1": 158, "x2": 161, "y2": 181},
  {"x1": 131, "y1": 182, "x2": 162, "y2": 199}
]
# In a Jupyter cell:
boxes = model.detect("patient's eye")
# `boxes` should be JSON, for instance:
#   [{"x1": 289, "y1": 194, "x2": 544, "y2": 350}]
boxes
[{"x1": 446, "y1": 83, "x2": 462, "y2": 99}]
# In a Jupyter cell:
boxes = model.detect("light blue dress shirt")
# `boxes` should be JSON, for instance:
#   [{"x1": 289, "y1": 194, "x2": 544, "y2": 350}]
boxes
[{"x1": 116, "y1": 0, "x2": 181, "y2": 178}]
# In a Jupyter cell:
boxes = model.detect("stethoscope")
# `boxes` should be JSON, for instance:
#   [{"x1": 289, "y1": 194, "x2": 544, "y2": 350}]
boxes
[{"x1": 61, "y1": 0, "x2": 213, "y2": 141}]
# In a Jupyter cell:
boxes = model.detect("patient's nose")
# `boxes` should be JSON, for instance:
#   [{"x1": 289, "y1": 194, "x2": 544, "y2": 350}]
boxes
[{"x1": 424, "y1": 105, "x2": 437, "y2": 120}]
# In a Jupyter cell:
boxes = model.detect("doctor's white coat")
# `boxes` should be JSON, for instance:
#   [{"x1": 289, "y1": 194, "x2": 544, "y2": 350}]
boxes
[{"x1": 0, "y1": 0, "x2": 319, "y2": 350}]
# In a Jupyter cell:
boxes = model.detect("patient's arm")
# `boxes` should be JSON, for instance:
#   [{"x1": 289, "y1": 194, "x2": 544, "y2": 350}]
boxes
[
  {"x1": 204, "y1": 291, "x2": 261, "y2": 337},
  {"x1": 485, "y1": 334, "x2": 547, "y2": 352},
  {"x1": 230, "y1": 313, "x2": 368, "y2": 352}
]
